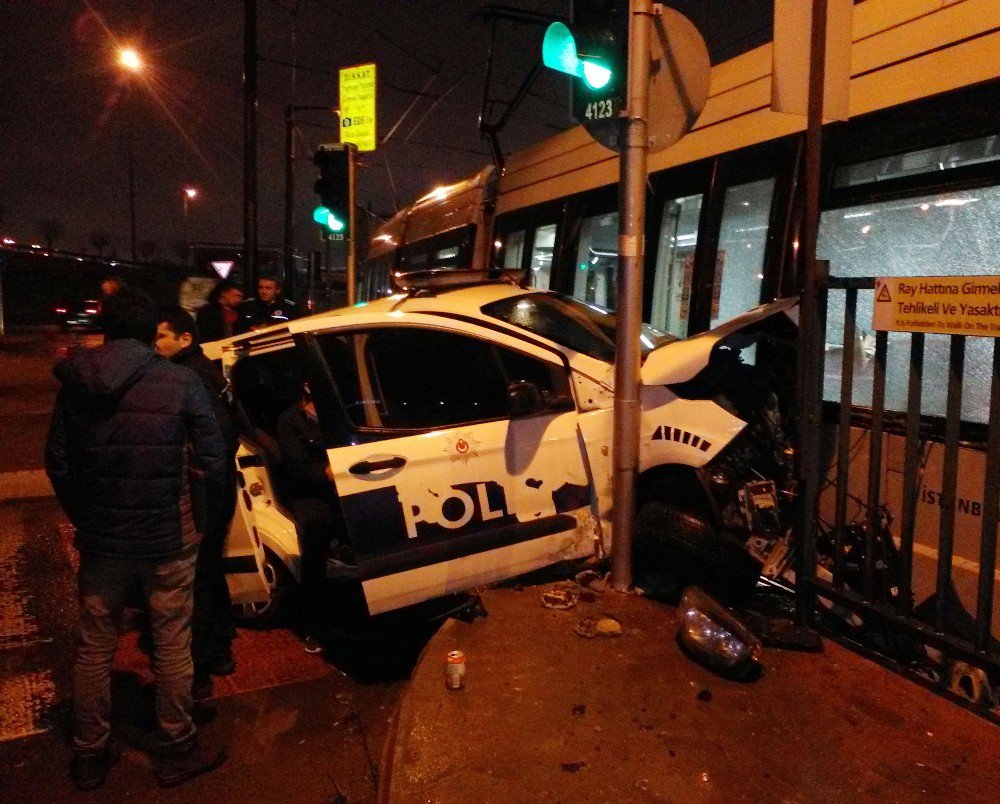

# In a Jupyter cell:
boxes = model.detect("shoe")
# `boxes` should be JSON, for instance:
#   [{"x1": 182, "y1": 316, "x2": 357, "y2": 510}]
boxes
[
  {"x1": 303, "y1": 635, "x2": 322, "y2": 654},
  {"x1": 70, "y1": 746, "x2": 119, "y2": 791},
  {"x1": 192, "y1": 673, "x2": 214, "y2": 702},
  {"x1": 155, "y1": 741, "x2": 227, "y2": 788}
]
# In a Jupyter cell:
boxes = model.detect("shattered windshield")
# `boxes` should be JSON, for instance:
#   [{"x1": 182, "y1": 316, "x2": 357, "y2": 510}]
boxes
[{"x1": 482, "y1": 292, "x2": 675, "y2": 363}]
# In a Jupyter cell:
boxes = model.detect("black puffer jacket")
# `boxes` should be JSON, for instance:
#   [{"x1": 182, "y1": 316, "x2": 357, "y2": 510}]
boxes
[{"x1": 45, "y1": 339, "x2": 226, "y2": 560}]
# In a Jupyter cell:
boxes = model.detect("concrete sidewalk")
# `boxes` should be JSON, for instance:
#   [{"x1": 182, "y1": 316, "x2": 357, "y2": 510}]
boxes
[{"x1": 383, "y1": 580, "x2": 1000, "y2": 803}]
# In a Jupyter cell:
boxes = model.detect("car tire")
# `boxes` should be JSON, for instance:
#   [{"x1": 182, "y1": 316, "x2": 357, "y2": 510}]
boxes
[
  {"x1": 633, "y1": 501, "x2": 761, "y2": 603},
  {"x1": 232, "y1": 549, "x2": 292, "y2": 627}
]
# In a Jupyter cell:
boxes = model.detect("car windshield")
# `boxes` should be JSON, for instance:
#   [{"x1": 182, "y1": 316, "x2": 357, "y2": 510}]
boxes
[{"x1": 482, "y1": 292, "x2": 675, "y2": 363}]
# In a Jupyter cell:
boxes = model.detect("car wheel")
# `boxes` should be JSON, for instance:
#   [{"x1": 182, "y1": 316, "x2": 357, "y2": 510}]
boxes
[
  {"x1": 232, "y1": 549, "x2": 292, "y2": 627},
  {"x1": 633, "y1": 501, "x2": 761, "y2": 602}
]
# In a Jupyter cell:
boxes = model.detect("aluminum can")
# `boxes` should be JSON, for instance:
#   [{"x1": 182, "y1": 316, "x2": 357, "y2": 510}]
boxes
[{"x1": 445, "y1": 650, "x2": 466, "y2": 690}]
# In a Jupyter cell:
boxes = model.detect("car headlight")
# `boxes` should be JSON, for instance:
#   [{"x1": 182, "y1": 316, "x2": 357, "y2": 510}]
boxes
[{"x1": 677, "y1": 586, "x2": 763, "y2": 678}]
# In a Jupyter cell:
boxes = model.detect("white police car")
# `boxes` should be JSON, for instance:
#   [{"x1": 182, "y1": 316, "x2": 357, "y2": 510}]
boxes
[{"x1": 206, "y1": 270, "x2": 798, "y2": 620}]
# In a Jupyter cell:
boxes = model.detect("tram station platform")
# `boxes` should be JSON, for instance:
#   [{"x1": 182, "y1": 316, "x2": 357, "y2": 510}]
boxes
[{"x1": 382, "y1": 580, "x2": 1000, "y2": 803}]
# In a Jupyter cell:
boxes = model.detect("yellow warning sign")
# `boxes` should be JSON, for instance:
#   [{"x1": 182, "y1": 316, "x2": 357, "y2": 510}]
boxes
[
  {"x1": 872, "y1": 276, "x2": 1000, "y2": 337},
  {"x1": 339, "y1": 63, "x2": 376, "y2": 152}
]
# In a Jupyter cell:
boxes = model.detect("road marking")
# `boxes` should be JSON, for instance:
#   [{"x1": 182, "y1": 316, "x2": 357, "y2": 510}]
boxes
[{"x1": 0, "y1": 470, "x2": 52, "y2": 500}]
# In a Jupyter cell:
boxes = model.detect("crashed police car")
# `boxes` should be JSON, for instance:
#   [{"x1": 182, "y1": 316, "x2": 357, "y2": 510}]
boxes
[{"x1": 205, "y1": 269, "x2": 798, "y2": 621}]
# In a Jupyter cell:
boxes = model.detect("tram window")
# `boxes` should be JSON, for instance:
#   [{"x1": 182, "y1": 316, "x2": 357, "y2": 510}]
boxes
[
  {"x1": 573, "y1": 213, "x2": 619, "y2": 309},
  {"x1": 651, "y1": 194, "x2": 702, "y2": 338},
  {"x1": 710, "y1": 178, "x2": 775, "y2": 329},
  {"x1": 820, "y1": 184, "x2": 1000, "y2": 423},
  {"x1": 529, "y1": 224, "x2": 556, "y2": 290},
  {"x1": 832, "y1": 134, "x2": 1000, "y2": 189},
  {"x1": 503, "y1": 230, "x2": 525, "y2": 270}
]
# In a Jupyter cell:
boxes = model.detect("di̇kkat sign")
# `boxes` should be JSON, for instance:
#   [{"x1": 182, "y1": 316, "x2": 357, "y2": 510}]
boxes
[
  {"x1": 872, "y1": 275, "x2": 1000, "y2": 337},
  {"x1": 339, "y1": 62, "x2": 376, "y2": 152}
]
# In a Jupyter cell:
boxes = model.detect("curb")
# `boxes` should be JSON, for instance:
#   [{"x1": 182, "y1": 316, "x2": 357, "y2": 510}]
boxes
[
  {"x1": 377, "y1": 617, "x2": 459, "y2": 804},
  {"x1": 0, "y1": 470, "x2": 54, "y2": 501}
]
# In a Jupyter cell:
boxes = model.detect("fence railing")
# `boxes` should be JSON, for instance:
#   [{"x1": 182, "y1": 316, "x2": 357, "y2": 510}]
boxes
[{"x1": 798, "y1": 275, "x2": 1000, "y2": 682}]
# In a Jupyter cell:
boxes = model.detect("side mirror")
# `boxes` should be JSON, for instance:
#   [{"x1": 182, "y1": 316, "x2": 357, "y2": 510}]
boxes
[{"x1": 507, "y1": 380, "x2": 544, "y2": 417}]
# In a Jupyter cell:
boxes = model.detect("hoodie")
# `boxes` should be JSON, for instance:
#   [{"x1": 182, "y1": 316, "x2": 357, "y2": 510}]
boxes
[{"x1": 45, "y1": 338, "x2": 226, "y2": 560}]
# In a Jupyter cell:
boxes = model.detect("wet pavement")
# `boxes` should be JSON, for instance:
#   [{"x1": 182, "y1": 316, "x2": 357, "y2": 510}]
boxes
[
  {"x1": 0, "y1": 494, "x2": 409, "y2": 801},
  {"x1": 385, "y1": 580, "x2": 1000, "y2": 803}
]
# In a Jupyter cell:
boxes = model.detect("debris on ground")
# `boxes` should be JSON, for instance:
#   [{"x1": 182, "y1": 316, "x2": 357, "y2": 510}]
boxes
[
  {"x1": 572, "y1": 703, "x2": 586, "y2": 716},
  {"x1": 574, "y1": 615, "x2": 622, "y2": 639},
  {"x1": 696, "y1": 688, "x2": 713, "y2": 703},
  {"x1": 561, "y1": 761, "x2": 586, "y2": 773},
  {"x1": 575, "y1": 569, "x2": 609, "y2": 593},
  {"x1": 542, "y1": 583, "x2": 580, "y2": 609}
]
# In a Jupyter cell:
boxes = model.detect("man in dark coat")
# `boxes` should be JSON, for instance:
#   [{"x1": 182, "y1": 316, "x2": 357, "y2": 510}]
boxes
[
  {"x1": 46, "y1": 290, "x2": 227, "y2": 790},
  {"x1": 234, "y1": 272, "x2": 297, "y2": 334},
  {"x1": 275, "y1": 383, "x2": 346, "y2": 653},
  {"x1": 195, "y1": 280, "x2": 243, "y2": 343},
  {"x1": 156, "y1": 306, "x2": 238, "y2": 698}
]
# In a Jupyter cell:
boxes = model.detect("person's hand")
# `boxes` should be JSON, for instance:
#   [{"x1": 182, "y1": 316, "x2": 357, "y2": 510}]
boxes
[{"x1": 325, "y1": 464, "x2": 335, "y2": 485}]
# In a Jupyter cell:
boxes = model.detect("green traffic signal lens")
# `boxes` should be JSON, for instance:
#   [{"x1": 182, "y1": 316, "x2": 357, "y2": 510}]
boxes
[
  {"x1": 326, "y1": 214, "x2": 346, "y2": 233},
  {"x1": 542, "y1": 22, "x2": 579, "y2": 77},
  {"x1": 313, "y1": 205, "x2": 330, "y2": 225},
  {"x1": 581, "y1": 60, "x2": 612, "y2": 90}
]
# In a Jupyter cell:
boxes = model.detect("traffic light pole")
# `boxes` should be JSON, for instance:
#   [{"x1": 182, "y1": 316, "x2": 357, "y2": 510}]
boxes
[
  {"x1": 346, "y1": 143, "x2": 357, "y2": 306},
  {"x1": 609, "y1": 0, "x2": 653, "y2": 592}
]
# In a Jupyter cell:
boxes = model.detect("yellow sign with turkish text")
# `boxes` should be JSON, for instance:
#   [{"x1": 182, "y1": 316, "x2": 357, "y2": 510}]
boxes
[
  {"x1": 339, "y1": 63, "x2": 376, "y2": 152},
  {"x1": 872, "y1": 276, "x2": 1000, "y2": 337}
]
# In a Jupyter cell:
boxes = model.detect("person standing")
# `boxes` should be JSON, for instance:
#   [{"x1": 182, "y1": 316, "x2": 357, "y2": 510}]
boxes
[
  {"x1": 234, "y1": 272, "x2": 297, "y2": 334},
  {"x1": 155, "y1": 305, "x2": 239, "y2": 700},
  {"x1": 46, "y1": 290, "x2": 227, "y2": 790},
  {"x1": 196, "y1": 280, "x2": 244, "y2": 342}
]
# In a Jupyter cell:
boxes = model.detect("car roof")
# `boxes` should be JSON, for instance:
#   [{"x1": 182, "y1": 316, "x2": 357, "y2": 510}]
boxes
[{"x1": 285, "y1": 282, "x2": 532, "y2": 334}]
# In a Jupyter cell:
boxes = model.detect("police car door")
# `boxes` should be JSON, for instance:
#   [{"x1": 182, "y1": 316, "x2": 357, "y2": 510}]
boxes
[{"x1": 311, "y1": 323, "x2": 595, "y2": 615}]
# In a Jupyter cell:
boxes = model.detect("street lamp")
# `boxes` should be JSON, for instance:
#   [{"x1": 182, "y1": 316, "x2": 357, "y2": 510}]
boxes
[
  {"x1": 182, "y1": 186, "x2": 199, "y2": 262},
  {"x1": 116, "y1": 46, "x2": 144, "y2": 262}
]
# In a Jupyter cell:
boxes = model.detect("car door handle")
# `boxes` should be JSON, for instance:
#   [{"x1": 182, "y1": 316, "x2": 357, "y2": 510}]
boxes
[{"x1": 349, "y1": 456, "x2": 407, "y2": 475}]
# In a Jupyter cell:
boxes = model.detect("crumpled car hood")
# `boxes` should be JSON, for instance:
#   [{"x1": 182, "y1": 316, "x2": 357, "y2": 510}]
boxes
[{"x1": 640, "y1": 297, "x2": 799, "y2": 386}]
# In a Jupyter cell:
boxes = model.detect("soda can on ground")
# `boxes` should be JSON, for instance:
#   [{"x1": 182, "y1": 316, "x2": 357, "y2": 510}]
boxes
[{"x1": 445, "y1": 650, "x2": 465, "y2": 690}]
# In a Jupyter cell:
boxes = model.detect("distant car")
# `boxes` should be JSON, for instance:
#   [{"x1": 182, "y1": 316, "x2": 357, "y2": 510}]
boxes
[
  {"x1": 54, "y1": 299, "x2": 102, "y2": 331},
  {"x1": 204, "y1": 270, "x2": 799, "y2": 623}
]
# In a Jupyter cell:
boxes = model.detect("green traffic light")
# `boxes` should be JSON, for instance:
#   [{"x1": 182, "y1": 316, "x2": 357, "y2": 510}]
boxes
[
  {"x1": 312, "y1": 205, "x2": 346, "y2": 233},
  {"x1": 542, "y1": 21, "x2": 613, "y2": 91}
]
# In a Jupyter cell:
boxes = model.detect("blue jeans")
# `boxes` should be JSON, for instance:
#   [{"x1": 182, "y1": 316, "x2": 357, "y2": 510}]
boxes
[{"x1": 73, "y1": 550, "x2": 198, "y2": 754}]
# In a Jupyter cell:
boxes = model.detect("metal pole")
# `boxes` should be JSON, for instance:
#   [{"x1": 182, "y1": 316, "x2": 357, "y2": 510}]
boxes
[
  {"x1": 794, "y1": 0, "x2": 829, "y2": 625},
  {"x1": 127, "y1": 124, "x2": 137, "y2": 263},
  {"x1": 243, "y1": 0, "x2": 258, "y2": 296},
  {"x1": 346, "y1": 143, "x2": 357, "y2": 306},
  {"x1": 284, "y1": 105, "x2": 295, "y2": 300},
  {"x1": 610, "y1": 0, "x2": 653, "y2": 592}
]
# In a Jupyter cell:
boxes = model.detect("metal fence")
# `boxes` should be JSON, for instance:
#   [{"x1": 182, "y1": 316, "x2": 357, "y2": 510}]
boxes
[{"x1": 798, "y1": 275, "x2": 1000, "y2": 685}]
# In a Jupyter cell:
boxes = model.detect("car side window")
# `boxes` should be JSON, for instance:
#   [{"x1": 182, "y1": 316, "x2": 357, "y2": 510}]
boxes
[
  {"x1": 231, "y1": 347, "x2": 303, "y2": 436},
  {"x1": 495, "y1": 346, "x2": 574, "y2": 412}
]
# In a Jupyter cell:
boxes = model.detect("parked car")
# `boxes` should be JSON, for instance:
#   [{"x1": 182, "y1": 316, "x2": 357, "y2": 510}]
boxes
[
  {"x1": 54, "y1": 299, "x2": 102, "y2": 331},
  {"x1": 204, "y1": 270, "x2": 799, "y2": 622}
]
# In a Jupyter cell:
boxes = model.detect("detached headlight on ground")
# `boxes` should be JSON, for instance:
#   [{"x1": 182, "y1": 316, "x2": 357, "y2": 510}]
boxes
[{"x1": 678, "y1": 586, "x2": 763, "y2": 678}]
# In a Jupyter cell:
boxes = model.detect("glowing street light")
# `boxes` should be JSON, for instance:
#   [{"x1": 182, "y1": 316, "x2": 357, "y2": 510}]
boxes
[
  {"x1": 118, "y1": 47, "x2": 143, "y2": 73},
  {"x1": 184, "y1": 186, "x2": 199, "y2": 201}
]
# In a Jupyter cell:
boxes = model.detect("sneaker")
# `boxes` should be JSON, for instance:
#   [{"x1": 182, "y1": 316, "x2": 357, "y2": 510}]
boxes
[
  {"x1": 303, "y1": 635, "x2": 322, "y2": 654},
  {"x1": 192, "y1": 673, "x2": 214, "y2": 702},
  {"x1": 70, "y1": 746, "x2": 119, "y2": 791},
  {"x1": 155, "y1": 741, "x2": 227, "y2": 788}
]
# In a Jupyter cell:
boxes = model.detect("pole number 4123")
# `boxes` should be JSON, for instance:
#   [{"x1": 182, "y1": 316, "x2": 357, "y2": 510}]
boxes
[{"x1": 584, "y1": 100, "x2": 615, "y2": 120}]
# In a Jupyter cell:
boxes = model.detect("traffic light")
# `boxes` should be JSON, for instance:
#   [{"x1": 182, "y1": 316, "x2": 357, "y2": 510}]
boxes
[
  {"x1": 313, "y1": 145, "x2": 351, "y2": 235},
  {"x1": 542, "y1": 1, "x2": 627, "y2": 125}
]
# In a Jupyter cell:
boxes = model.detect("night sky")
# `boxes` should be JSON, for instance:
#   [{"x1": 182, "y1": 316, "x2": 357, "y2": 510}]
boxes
[{"x1": 0, "y1": 1, "x2": 772, "y2": 260}]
